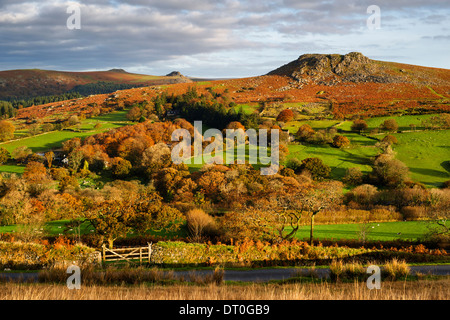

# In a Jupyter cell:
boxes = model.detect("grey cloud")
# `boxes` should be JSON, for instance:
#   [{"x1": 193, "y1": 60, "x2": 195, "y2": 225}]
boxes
[{"x1": 0, "y1": 0, "x2": 448, "y2": 76}]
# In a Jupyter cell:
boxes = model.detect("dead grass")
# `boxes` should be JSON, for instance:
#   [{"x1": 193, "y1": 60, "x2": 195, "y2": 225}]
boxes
[{"x1": 0, "y1": 278, "x2": 448, "y2": 300}]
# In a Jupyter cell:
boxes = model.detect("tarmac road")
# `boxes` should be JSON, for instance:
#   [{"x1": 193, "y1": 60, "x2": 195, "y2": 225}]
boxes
[{"x1": 1, "y1": 265, "x2": 449, "y2": 283}]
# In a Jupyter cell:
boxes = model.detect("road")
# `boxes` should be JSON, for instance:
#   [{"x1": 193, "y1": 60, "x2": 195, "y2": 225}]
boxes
[
  {"x1": 176, "y1": 265, "x2": 450, "y2": 282},
  {"x1": 1, "y1": 265, "x2": 449, "y2": 283}
]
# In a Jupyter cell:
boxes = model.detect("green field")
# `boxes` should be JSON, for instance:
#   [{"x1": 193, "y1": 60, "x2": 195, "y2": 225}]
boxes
[
  {"x1": 186, "y1": 144, "x2": 272, "y2": 172},
  {"x1": 282, "y1": 114, "x2": 450, "y2": 186},
  {"x1": 0, "y1": 110, "x2": 133, "y2": 175},
  {"x1": 0, "y1": 220, "x2": 437, "y2": 243},
  {"x1": 286, "y1": 142, "x2": 378, "y2": 179},
  {"x1": 234, "y1": 104, "x2": 260, "y2": 114},
  {"x1": 284, "y1": 119, "x2": 341, "y2": 133},
  {"x1": 0, "y1": 219, "x2": 187, "y2": 239},
  {"x1": 392, "y1": 130, "x2": 450, "y2": 187},
  {"x1": 292, "y1": 220, "x2": 438, "y2": 242},
  {"x1": 1, "y1": 110, "x2": 132, "y2": 154}
]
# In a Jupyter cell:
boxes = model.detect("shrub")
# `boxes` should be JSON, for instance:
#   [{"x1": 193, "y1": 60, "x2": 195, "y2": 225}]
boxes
[
  {"x1": 329, "y1": 260, "x2": 366, "y2": 281},
  {"x1": 276, "y1": 109, "x2": 295, "y2": 122},
  {"x1": 371, "y1": 152, "x2": 410, "y2": 188},
  {"x1": 401, "y1": 206, "x2": 427, "y2": 221},
  {"x1": 111, "y1": 157, "x2": 132, "y2": 177},
  {"x1": 285, "y1": 158, "x2": 303, "y2": 173},
  {"x1": 186, "y1": 209, "x2": 218, "y2": 242},
  {"x1": 0, "y1": 148, "x2": 11, "y2": 165},
  {"x1": 381, "y1": 134, "x2": 398, "y2": 145},
  {"x1": 380, "y1": 119, "x2": 399, "y2": 132},
  {"x1": 300, "y1": 157, "x2": 330, "y2": 180},
  {"x1": 332, "y1": 135, "x2": 350, "y2": 148},
  {"x1": 12, "y1": 146, "x2": 32, "y2": 163},
  {"x1": 295, "y1": 124, "x2": 315, "y2": 141},
  {"x1": 342, "y1": 167, "x2": 363, "y2": 186},
  {"x1": 382, "y1": 258, "x2": 410, "y2": 280},
  {"x1": 345, "y1": 184, "x2": 378, "y2": 205},
  {"x1": 0, "y1": 120, "x2": 15, "y2": 141},
  {"x1": 350, "y1": 119, "x2": 368, "y2": 133}
]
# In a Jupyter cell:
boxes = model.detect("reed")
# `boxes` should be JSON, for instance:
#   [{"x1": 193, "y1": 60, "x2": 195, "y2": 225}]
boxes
[{"x1": 0, "y1": 278, "x2": 448, "y2": 300}]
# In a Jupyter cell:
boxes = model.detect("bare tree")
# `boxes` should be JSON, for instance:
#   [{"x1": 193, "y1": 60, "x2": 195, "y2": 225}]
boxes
[{"x1": 299, "y1": 181, "x2": 344, "y2": 245}]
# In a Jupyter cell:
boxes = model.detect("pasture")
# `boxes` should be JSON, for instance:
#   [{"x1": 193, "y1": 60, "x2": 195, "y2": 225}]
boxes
[
  {"x1": 0, "y1": 219, "x2": 437, "y2": 243},
  {"x1": 282, "y1": 114, "x2": 450, "y2": 187},
  {"x1": 1, "y1": 110, "x2": 131, "y2": 154}
]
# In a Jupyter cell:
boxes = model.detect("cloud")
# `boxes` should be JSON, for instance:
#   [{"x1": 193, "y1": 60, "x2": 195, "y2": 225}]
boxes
[{"x1": 0, "y1": 0, "x2": 448, "y2": 76}]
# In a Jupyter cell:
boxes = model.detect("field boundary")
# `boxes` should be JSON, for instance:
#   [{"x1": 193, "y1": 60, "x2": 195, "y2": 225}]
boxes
[{"x1": 102, "y1": 243, "x2": 152, "y2": 265}]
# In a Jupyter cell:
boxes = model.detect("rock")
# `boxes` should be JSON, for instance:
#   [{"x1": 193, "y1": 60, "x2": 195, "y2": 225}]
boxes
[
  {"x1": 166, "y1": 71, "x2": 183, "y2": 77},
  {"x1": 267, "y1": 52, "x2": 407, "y2": 85},
  {"x1": 108, "y1": 68, "x2": 127, "y2": 73}
]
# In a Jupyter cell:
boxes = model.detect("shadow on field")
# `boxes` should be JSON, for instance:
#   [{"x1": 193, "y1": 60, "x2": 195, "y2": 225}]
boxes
[
  {"x1": 409, "y1": 167, "x2": 450, "y2": 178},
  {"x1": 441, "y1": 160, "x2": 450, "y2": 173}
]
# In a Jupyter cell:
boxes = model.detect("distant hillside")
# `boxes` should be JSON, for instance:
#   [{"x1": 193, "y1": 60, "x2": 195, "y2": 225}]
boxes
[
  {"x1": 11, "y1": 52, "x2": 450, "y2": 121},
  {"x1": 0, "y1": 68, "x2": 192, "y2": 100},
  {"x1": 267, "y1": 52, "x2": 450, "y2": 86}
]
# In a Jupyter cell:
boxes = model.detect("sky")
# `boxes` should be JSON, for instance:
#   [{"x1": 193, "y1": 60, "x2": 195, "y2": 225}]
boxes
[{"x1": 0, "y1": 0, "x2": 449, "y2": 78}]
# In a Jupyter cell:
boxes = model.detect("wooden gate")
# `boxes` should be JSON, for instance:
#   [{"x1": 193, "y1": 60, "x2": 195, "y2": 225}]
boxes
[{"x1": 102, "y1": 243, "x2": 152, "y2": 265}]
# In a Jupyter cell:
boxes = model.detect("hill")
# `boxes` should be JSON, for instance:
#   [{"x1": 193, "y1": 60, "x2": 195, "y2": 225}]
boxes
[
  {"x1": 267, "y1": 52, "x2": 450, "y2": 86},
  {"x1": 0, "y1": 68, "x2": 192, "y2": 100},
  {"x1": 7, "y1": 52, "x2": 450, "y2": 123}
]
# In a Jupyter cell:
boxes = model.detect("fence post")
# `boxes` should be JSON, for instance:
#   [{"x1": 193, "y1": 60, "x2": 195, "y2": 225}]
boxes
[
  {"x1": 102, "y1": 244, "x2": 106, "y2": 264},
  {"x1": 139, "y1": 247, "x2": 142, "y2": 265},
  {"x1": 148, "y1": 242, "x2": 152, "y2": 263}
]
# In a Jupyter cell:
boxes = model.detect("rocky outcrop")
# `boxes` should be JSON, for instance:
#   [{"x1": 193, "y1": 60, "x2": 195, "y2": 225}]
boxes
[
  {"x1": 268, "y1": 52, "x2": 408, "y2": 85},
  {"x1": 166, "y1": 71, "x2": 183, "y2": 77}
]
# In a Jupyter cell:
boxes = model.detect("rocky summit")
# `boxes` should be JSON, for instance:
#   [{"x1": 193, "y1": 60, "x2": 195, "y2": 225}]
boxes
[{"x1": 267, "y1": 52, "x2": 408, "y2": 86}]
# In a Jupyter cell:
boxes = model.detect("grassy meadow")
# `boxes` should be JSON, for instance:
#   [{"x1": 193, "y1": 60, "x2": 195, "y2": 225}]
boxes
[
  {"x1": 1, "y1": 279, "x2": 448, "y2": 300},
  {"x1": 282, "y1": 113, "x2": 450, "y2": 187},
  {"x1": 0, "y1": 218, "x2": 438, "y2": 243},
  {"x1": 2, "y1": 110, "x2": 132, "y2": 154},
  {"x1": 0, "y1": 110, "x2": 133, "y2": 175}
]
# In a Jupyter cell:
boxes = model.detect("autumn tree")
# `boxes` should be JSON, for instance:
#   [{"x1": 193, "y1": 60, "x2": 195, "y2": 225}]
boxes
[
  {"x1": 86, "y1": 200, "x2": 133, "y2": 249},
  {"x1": 351, "y1": 119, "x2": 368, "y2": 133},
  {"x1": 141, "y1": 142, "x2": 172, "y2": 174},
  {"x1": 62, "y1": 138, "x2": 81, "y2": 154},
  {"x1": 127, "y1": 106, "x2": 142, "y2": 122},
  {"x1": 300, "y1": 157, "x2": 331, "y2": 180},
  {"x1": 12, "y1": 146, "x2": 32, "y2": 163},
  {"x1": 0, "y1": 148, "x2": 11, "y2": 165},
  {"x1": 186, "y1": 208, "x2": 218, "y2": 242},
  {"x1": 225, "y1": 121, "x2": 245, "y2": 131},
  {"x1": 370, "y1": 147, "x2": 410, "y2": 188},
  {"x1": 111, "y1": 157, "x2": 132, "y2": 177},
  {"x1": 342, "y1": 167, "x2": 364, "y2": 186},
  {"x1": 58, "y1": 174, "x2": 79, "y2": 192},
  {"x1": 0, "y1": 120, "x2": 15, "y2": 142},
  {"x1": 380, "y1": 119, "x2": 399, "y2": 133},
  {"x1": 276, "y1": 109, "x2": 295, "y2": 122},
  {"x1": 381, "y1": 134, "x2": 398, "y2": 145},
  {"x1": 127, "y1": 192, "x2": 185, "y2": 236},
  {"x1": 23, "y1": 161, "x2": 48, "y2": 183},
  {"x1": 344, "y1": 184, "x2": 378, "y2": 206},
  {"x1": 332, "y1": 135, "x2": 350, "y2": 148},
  {"x1": 295, "y1": 124, "x2": 315, "y2": 141},
  {"x1": 300, "y1": 181, "x2": 344, "y2": 245},
  {"x1": 44, "y1": 151, "x2": 54, "y2": 168},
  {"x1": 67, "y1": 115, "x2": 80, "y2": 126},
  {"x1": 197, "y1": 170, "x2": 226, "y2": 202},
  {"x1": 86, "y1": 192, "x2": 185, "y2": 248},
  {"x1": 23, "y1": 161, "x2": 51, "y2": 196},
  {"x1": 153, "y1": 166, "x2": 194, "y2": 201}
]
